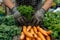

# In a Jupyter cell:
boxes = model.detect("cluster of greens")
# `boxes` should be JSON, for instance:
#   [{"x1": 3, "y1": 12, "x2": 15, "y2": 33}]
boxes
[
  {"x1": 0, "y1": 11, "x2": 4, "y2": 14},
  {"x1": 0, "y1": 15, "x2": 18, "y2": 26},
  {"x1": 54, "y1": 0, "x2": 60, "y2": 4},
  {"x1": 0, "y1": 24, "x2": 21, "y2": 40},
  {"x1": 43, "y1": 12, "x2": 60, "y2": 39},
  {"x1": 0, "y1": 15, "x2": 22, "y2": 40},
  {"x1": 2, "y1": 15, "x2": 18, "y2": 26},
  {"x1": 0, "y1": 6, "x2": 5, "y2": 16},
  {"x1": 17, "y1": 5, "x2": 34, "y2": 21}
]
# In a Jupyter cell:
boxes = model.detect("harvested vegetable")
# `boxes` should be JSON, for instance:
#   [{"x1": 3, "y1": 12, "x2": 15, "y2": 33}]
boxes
[
  {"x1": 54, "y1": 0, "x2": 60, "y2": 4},
  {"x1": 17, "y1": 5, "x2": 34, "y2": 21},
  {"x1": 33, "y1": 26, "x2": 37, "y2": 33},
  {"x1": 26, "y1": 37, "x2": 31, "y2": 40},
  {"x1": 43, "y1": 12, "x2": 60, "y2": 39},
  {"x1": 32, "y1": 38, "x2": 35, "y2": 40},
  {"x1": 20, "y1": 32, "x2": 25, "y2": 40},
  {"x1": 34, "y1": 33, "x2": 38, "y2": 38},
  {"x1": 0, "y1": 6, "x2": 5, "y2": 16},
  {"x1": 47, "y1": 30, "x2": 52, "y2": 35},
  {"x1": 46, "y1": 36, "x2": 51, "y2": 40},
  {"x1": 0, "y1": 15, "x2": 18, "y2": 26},
  {"x1": 27, "y1": 26, "x2": 32, "y2": 31},
  {"x1": 37, "y1": 32, "x2": 46, "y2": 40},
  {"x1": 0, "y1": 24, "x2": 21, "y2": 40},
  {"x1": 21, "y1": 26, "x2": 51, "y2": 40},
  {"x1": 23, "y1": 26, "x2": 33, "y2": 38},
  {"x1": 36, "y1": 37, "x2": 41, "y2": 40},
  {"x1": 30, "y1": 28, "x2": 34, "y2": 35},
  {"x1": 37, "y1": 26, "x2": 48, "y2": 36},
  {"x1": 3, "y1": 15, "x2": 18, "y2": 26}
]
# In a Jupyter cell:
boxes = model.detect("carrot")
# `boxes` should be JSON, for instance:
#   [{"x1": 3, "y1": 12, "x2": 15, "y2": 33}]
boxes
[
  {"x1": 47, "y1": 30, "x2": 52, "y2": 35},
  {"x1": 33, "y1": 26, "x2": 37, "y2": 34},
  {"x1": 20, "y1": 39, "x2": 23, "y2": 40},
  {"x1": 20, "y1": 32, "x2": 25, "y2": 40},
  {"x1": 30, "y1": 28, "x2": 34, "y2": 35},
  {"x1": 23, "y1": 26, "x2": 33, "y2": 38},
  {"x1": 37, "y1": 26, "x2": 48, "y2": 36},
  {"x1": 36, "y1": 37, "x2": 41, "y2": 40},
  {"x1": 32, "y1": 38, "x2": 35, "y2": 40},
  {"x1": 37, "y1": 32, "x2": 46, "y2": 40},
  {"x1": 34, "y1": 33, "x2": 38, "y2": 38},
  {"x1": 27, "y1": 26, "x2": 32, "y2": 31},
  {"x1": 26, "y1": 37, "x2": 31, "y2": 40},
  {"x1": 46, "y1": 36, "x2": 51, "y2": 40}
]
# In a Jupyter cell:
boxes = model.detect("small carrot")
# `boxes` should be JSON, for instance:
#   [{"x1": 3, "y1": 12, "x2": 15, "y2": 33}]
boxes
[
  {"x1": 20, "y1": 39, "x2": 23, "y2": 40},
  {"x1": 37, "y1": 32, "x2": 46, "y2": 40},
  {"x1": 36, "y1": 37, "x2": 41, "y2": 40},
  {"x1": 30, "y1": 28, "x2": 34, "y2": 35},
  {"x1": 26, "y1": 37, "x2": 31, "y2": 40},
  {"x1": 46, "y1": 36, "x2": 51, "y2": 40},
  {"x1": 27, "y1": 26, "x2": 32, "y2": 31},
  {"x1": 47, "y1": 30, "x2": 52, "y2": 35},
  {"x1": 23, "y1": 26, "x2": 33, "y2": 38},
  {"x1": 33, "y1": 26, "x2": 37, "y2": 34},
  {"x1": 20, "y1": 32, "x2": 25, "y2": 40},
  {"x1": 37, "y1": 26, "x2": 48, "y2": 36},
  {"x1": 32, "y1": 38, "x2": 35, "y2": 40},
  {"x1": 34, "y1": 33, "x2": 38, "y2": 38}
]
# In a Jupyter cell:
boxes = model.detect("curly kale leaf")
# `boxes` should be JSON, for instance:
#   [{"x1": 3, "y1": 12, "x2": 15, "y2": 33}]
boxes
[{"x1": 43, "y1": 12, "x2": 60, "y2": 39}]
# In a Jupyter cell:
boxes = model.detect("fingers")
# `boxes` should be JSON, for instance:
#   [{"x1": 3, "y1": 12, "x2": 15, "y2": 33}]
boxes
[
  {"x1": 22, "y1": 16, "x2": 27, "y2": 22},
  {"x1": 17, "y1": 17, "x2": 27, "y2": 25},
  {"x1": 35, "y1": 21, "x2": 39, "y2": 25},
  {"x1": 30, "y1": 16, "x2": 39, "y2": 26},
  {"x1": 32, "y1": 20, "x2": 37, "y2": 26}
]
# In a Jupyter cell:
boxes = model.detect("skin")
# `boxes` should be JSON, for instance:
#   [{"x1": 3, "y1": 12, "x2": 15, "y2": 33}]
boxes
[
  {"x1": 3, "y1": 0, "x2": 14, "y2": 9},
  {"x1": 3, "y1": 0, "x2": 53, "y2": 11},
  {"x1": 42, "y1": 0, "x2": 53, "y2": 11}
]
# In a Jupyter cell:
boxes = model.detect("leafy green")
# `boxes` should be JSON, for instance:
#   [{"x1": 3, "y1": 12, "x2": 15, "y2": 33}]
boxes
[
  {"x1": 17, "y1": 5, "x2": 35, "y2": 21},
  {"x1": 0, "y1": 15, "x2": 18, "y2": 26},
  {"x1": 0, "y1": 7, "x2": 22, "y2": 40},
  {"x1": 54, "y1": 0, "x2": 60, "y2": 4},
  {"x1": 0, "y1": 6, "x2": 5, "y2": 16},
  {"x1": 0, "y1": 11, "x2": 4, "y2": 14},
  {"x1": 0, "y1": 24, "x2": 22, "y2": 40},
  {"x1": 0, "y1": 16, "x2": 4, "y2": 25},
  {"x1": 43, "y1": 12, "x2": 60, "y2": 39},
  {"x1": 0, "y1": 6, "x2": 5, "y2": 13}
]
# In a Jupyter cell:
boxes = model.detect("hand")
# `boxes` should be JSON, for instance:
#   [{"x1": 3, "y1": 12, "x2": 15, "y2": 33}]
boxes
[
  {"x1": 11, "y1": 7, "x2": 27, "y2": 25},
  {"x1": 14, "y1": 12, "x2": 27, "y2": 25},
  {"x1": 16, "y1": 16, "x2": 27, "y2": 25},
  {"x1": 31, "y1": 8, "x2": 45, "y2": 25}
]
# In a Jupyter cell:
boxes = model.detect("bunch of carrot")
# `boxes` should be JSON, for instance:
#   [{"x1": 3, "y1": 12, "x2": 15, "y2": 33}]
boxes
[{"x1": 20, "y1": 26, "x2": 52, "y2": 40}]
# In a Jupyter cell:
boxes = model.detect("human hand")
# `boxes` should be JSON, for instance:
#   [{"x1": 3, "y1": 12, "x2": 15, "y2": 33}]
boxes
[{"x1": 31, "y1": 8, "x2": 45, "y2": 25}]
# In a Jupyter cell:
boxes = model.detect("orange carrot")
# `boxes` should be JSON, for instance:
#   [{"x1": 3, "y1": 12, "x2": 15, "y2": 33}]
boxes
[
  {"x1": 26, "y1": 37, "x2": 31, "y2": 40},
  {"x1": 33, "y1": 26, "x2": 37, "y2": 34},
  {"x1": 20, "y1": 32, "x2": 25, "y2": 40},
  {"x1": 36, "y1": 37, "x2": 41, "y2": 40},
  {"x1": 37, "y1": 26, "x2": 48, "y2": 36},
  {"x1": 37, "y1": 32, "x2": 46, "y2": 40},
  {"x1": 46, "y1": 36, "x2": 51, "y2": 40},
  {"x1": 30, "y1": 28, "x2": 34, "y2": 35},
  {"x1": 32, "y1": 38, "x2": 35, "y2": 40},
  {"x1": 20, "y1": 39, "x2": 23, "y2": 40},
  {"x1": 23, "y1": 26, "x2": 33, "y2": 38},
  {"x1": 47, "y1": 30, "x2": 52, "y2": 35},
  {"x1": 27, "y1": 26, "x2": 32, "y2": 31},
  {"x1": 34, "y1": 33, "x2": 38, "y2": 38}
]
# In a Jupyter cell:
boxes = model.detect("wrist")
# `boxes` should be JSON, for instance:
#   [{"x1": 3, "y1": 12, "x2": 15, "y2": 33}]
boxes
[
  {"x1": 11, "y1": 6, "x2": 21, "y2": 17},
  {"x1": 39, "y1": 8, "x2": 46, "y2": 14},
  {"x1": 11, "y1": 6, "x2": 17, "y2": 13}
]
